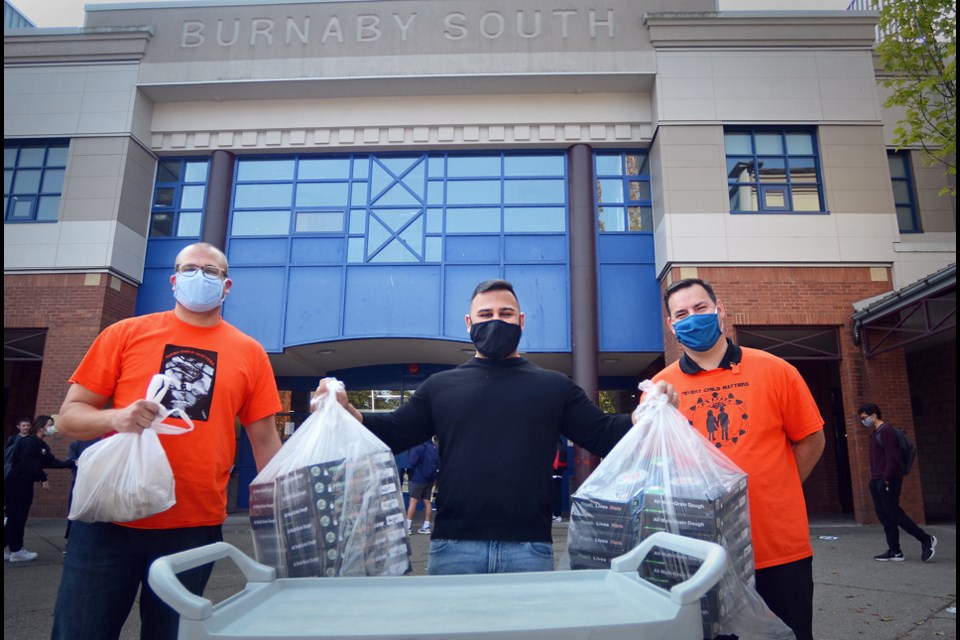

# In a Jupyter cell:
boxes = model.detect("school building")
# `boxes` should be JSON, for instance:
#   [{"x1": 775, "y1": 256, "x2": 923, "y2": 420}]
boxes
[{"x1": 4, "y1": 0, "x2": 955, "y2": 522}]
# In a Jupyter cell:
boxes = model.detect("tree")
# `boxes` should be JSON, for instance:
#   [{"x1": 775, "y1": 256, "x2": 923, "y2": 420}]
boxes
[{"x1": 874, "y1": 0, "x2": 956, "y2": 195}]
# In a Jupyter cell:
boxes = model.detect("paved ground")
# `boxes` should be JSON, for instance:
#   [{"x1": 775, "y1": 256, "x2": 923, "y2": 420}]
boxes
[{"x1": 4, "y1": 516, "x2": 955, "y2": 639}]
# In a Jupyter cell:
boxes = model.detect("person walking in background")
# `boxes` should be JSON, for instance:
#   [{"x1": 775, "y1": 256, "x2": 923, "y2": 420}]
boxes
[
  {"x1": 858, "y1": 402, "x2": 936, "y2": 562},
  {"x1": 406, "y1": 437, "x2": 440, "y2": 535},
  {"x1": 6, "y1": 416, "x2": 32, "y2": 448},
  {"x1": 4, "y1": 415, "x2": 73, "y2": 562}
]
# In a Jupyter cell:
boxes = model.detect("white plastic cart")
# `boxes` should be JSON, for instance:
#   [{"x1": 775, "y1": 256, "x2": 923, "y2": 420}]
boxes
[{"x1": 149, "y1": 531, "x2": 726, "y2": 640}]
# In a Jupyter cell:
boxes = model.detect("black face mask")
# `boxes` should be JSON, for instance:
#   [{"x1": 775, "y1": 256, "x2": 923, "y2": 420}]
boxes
[{"x1": 469, "y1": 319, "x2": 522, "y2": 360}]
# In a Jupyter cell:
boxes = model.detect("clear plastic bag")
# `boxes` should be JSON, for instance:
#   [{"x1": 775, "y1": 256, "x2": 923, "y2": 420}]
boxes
[
  {"x1": 69, "y1": 374, "x2": 194, "y2": 523},
  {"x1": 249, "y1": 378, "x2": 411, "y2": 578},
  {"x1": 566, "y1": 380, "x2": 794, "y2": 640}
]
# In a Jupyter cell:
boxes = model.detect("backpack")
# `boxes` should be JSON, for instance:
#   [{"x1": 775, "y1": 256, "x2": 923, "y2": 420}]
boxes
[
  {"x1": 876, "y1": 425, "x2": 917, "y2": 476},
  {"x1": 4, "y1": 437, "x2": 24, "y2": 481},
  {"x1": 418, "y1": 443, "x2": 440, "y2": 482}
]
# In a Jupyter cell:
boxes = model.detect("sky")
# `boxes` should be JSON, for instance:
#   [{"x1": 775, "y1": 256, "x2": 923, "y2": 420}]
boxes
[{"x1": 9, "y1": 0, "x2": 854, "y2": 29}]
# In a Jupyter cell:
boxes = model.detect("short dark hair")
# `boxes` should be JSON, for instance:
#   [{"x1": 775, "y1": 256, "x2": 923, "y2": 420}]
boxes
[
  {"x1": 857, "y1": 403, "x2": 882, "y2": 419},
  {"x1": 16, "y1": 416, "x2": 31, "y2": 426},
  {"x1": 471, "y1": 279, "x2": 520, "y2": 306},
  {"x1": 663, "y1": 278, "x2": 718, "y2": 313}
]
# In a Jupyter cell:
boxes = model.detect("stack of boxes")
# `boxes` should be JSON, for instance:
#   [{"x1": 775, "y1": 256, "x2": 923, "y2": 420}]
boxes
[
  {"x1": 569, "y1": 475, "x2": 751, "y2": 639},
  {"x1": 250, "y1": 452, "x2": 410, "y2": 578}
]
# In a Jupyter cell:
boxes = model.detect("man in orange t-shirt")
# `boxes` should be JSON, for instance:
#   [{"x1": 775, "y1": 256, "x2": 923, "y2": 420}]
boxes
[
  {"x1": 652, "y1": 278, "x2": 825, "y2": 640},
  {"x1": 51, "y1": 242, "x2": 282, "y2": 640}
]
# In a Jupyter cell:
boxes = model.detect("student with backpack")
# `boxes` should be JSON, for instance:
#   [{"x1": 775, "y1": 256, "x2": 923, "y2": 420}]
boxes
[
  {"x1": 406, "y1": 437, "x2": 440, "y2": 535},
  {"x1": 858, "y1": 402, "x2": 936, "y2": 562}
]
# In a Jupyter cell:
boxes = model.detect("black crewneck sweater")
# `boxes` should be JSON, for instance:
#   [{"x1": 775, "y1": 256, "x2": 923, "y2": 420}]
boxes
[{"x1": 364, "y1": 358, "x2": 632, "y2": 543}]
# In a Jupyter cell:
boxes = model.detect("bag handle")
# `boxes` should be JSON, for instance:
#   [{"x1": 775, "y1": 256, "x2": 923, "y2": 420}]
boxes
[{"x1": 146, "y1": 374, "x2": 195, "y2": 435}]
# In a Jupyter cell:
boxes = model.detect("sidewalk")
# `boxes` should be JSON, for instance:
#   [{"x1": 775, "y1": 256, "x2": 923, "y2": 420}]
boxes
[{"x1": 4, "y1": 517, "x2": 955, "y2": 639}]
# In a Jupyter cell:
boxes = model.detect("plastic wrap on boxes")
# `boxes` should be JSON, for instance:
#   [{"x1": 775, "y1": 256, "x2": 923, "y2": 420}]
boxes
[
  {"x1": 566, "y1": 381, "x2": 793, "y2": 640},
  {"x1": 249, "y1": 379, "x2": 411, "y2": 578}
]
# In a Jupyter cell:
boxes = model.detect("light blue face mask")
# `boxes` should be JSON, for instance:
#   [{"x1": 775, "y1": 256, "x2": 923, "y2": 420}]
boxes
[
  {"x1": 174, "y1": 270, "x2": 225, "y2": 312},
  {"x1": 673, "y1": 313, "x2": 722, "y2": 352}
]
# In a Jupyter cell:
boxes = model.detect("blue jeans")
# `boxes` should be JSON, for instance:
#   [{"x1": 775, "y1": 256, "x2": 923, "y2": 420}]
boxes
[
  {"x1": 51, "y1": 521, "x2": 222, "y2": 640},
  {"x1": 427, "y1": 539, "x2": 553, "y2": 575}
]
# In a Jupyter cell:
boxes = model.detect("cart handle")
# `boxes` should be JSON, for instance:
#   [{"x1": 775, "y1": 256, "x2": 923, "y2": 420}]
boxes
[
  {"x1": 609, "y1": 531, "x2": 728, "y2": 606},
  {"x1": 148, "y1": 542, "x2": 276, "y2": 620}
]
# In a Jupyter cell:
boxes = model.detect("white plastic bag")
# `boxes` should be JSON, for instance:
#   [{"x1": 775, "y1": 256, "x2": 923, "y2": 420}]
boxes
[
  {"x1": 249, "y1": 377, "x2": 411, "y2": 578},
  {"x1": 68, "y1": 374, "x2": 194, "y2": 523},
  {"x1": 566, "y1": 380, "x2": 794, "y2": 640}
]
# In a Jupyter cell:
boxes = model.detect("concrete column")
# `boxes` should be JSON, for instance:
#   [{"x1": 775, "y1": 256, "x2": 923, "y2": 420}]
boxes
[
  {"x1": 566, "y1": 143, "x2": 602, "y2": 492},
  {"x1": 201, "y1": 150, "x2": 235, "y2": 251}
]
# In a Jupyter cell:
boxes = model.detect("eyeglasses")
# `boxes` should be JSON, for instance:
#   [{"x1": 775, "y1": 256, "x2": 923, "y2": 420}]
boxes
[{"x1": 176, "y1": 263, "x2": 227, "y2": 280}]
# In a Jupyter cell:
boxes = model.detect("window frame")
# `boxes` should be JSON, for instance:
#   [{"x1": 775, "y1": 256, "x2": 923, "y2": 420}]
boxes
[
  {"x1": 724, "y1": 127, "x2": 827, "y2": 215},
  {"x1": 888, "y1": 150, "x2": 922, "y2": 234},
  {"x1": 593, "y1": 150, "x2": 653, "y2": 234},
  {"x1": 4, "y1": 140, "x2": 69, "y2": 223},
  {"x1": 149, "y1": 158, "x2": 210, "y2": 238}
]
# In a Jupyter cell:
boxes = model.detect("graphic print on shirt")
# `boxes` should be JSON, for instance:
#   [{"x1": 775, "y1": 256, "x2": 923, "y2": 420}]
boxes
[
  {"x1": 680, "y1": 385, "x2": 752, "y2": 451},
  {"x1": 159, "y1": 344, "x2": 217, "y2": 422}
]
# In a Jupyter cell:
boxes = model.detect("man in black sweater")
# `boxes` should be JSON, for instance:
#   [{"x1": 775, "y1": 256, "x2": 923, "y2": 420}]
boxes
[{"x1": 325, "y1": 279, "x2": 676, "y2": 574}]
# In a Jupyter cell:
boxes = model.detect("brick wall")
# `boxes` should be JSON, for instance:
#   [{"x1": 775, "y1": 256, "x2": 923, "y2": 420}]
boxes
[
  {"x1": 660, "y1": 266, "x2": 923, "y2": 524},
  {"x1": 4, "y1": 272, "x2": 138, "y2": 518}
]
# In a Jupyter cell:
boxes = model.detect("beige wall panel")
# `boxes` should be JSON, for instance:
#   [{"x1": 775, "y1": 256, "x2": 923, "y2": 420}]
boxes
[
  {"x1": 726, "y1": 213, "x2": 838, "y2": 239},
  {"x1": 726, "y1": 234, "x2": 841, "y2": 262},
  {"x1": 111, "y1": 222, "x2": 148, "y2": 282},
  {"x1": 3, "y1": 223, "x2": 60, "y2": 270},
  {"x1": 827, "y1": 189, "x2": 898, "y2": 216},
  {"x1": 910, "y1": 157, "x2": 956, "y2": 233},
  {"x1": 664, "y1": 190, "x2": 728, "y2": 215},
  {"x1": 828, "y1": 167, "x2": 895, "y2": 192},
  {"x1": 892, "y1": 252, "x2": 957, "y2": 289},
  {"x1": 665, "y1": 212, "x2": 727, "y2": 237},
  {"x1": 55, "y1": 242, "x2": 111, "y2": 269},
  {"x1": 3, "y1": 64, "x2": 139, "y2": 137},
  {"x1": 668, "y1": 234, "x2": 730, "y2": 263},
  {"x1": 660, "y1": 142, "x2": 723, "y2": 169}
]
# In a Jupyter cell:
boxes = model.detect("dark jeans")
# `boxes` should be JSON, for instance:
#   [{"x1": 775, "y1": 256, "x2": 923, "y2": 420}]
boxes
[
  {"x1": 3, "y1": 478, "x2": 35, "y2": 552},
  {"x1": 755, "y1": 556, "x2": 814, "y2": 640},
  {"x1": 51, "y1": 521, "x2": 222, "y2": 640},
  {"x1": 868, "y1": 477, "x2": 928, "y2": 553}
]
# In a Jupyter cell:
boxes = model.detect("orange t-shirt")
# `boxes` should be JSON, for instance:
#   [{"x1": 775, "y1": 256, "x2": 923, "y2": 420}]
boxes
[
  {"x1": 70, "y1": 311, "x2": 281, "y2": 529},
  {"x1": 653, "y1": 346, "x2": 823, "y2": 570}
]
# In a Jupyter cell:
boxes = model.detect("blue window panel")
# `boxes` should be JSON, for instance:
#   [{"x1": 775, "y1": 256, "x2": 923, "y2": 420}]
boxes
[
  {"x1": 231, "y1": 210, "x2": 291, "y2": 236},
  {"x1": 295, "y1": 182, "x2": 349, "y2": 207},
  {"x1": 223, "y1": 267, "x2": 286, "y2": 351},
  {"x1": 285, "y1": 267, "x2": 343, "y2": 344},
  {"x1": 446, "y1": 207, "x2": 500, "y2": 233},
  {"x1": 143, "y1": 238, "x2": 193, "y2": 268},
  {"x1": 343, "y1": 266, "x2": 441, "y2": 337},
  {"x1": 236, "y1": 159, "x2": 295, "y2": 181},
  {"x1": 503, "y1": 207, "x2": 566, "y2": 233},
  {"x1": 425, "y1": 236, "x2": 442, "y2": 261},
  {"x1": 183, "y1": 161, "x2": 208, "y2": 182},
  {"x1": 295, "y1": 211, "x2": 344, "y2": 233},
  {"x1": 503, "y1": 235, "x2": 566, "y2": 262},
  {"x1": 597, "y1": 179, "x2": 625, "y2": 203},
  {"x1": 180, "y1": 185, "x2": 205, "y2": 209},
  {"x1": 598, "y1": 264, "x2": 663, "y2": 352},
  {"x1": 228, "y1": 238, "x2": 288, "y2": 265},
  {"x1": 298, "y1": 158, "x2": 351, "y2": 180},
  {"x1": 597, "y1": 234, "x2": 655, "y2": 264},
  {"x1": 135, "y1": 268, "x2": 176, "y2": 316},
  {"x1": 374, "y1": 182, "x2": 420, "y2": 206},
  {"x1": 177, "y1": 211, "x2": 202, "y2": 236},
  {"x1": 446, "y1": 156, "x2": 501, "y2": 177},
  {"x1": 594, "y1": 154, "x2": 622, "y2": 175},
  {"x1": 446, "y1": 180, "x2": 501, "y2": 205},
  {"x1": 888, "y1": 151, "x2": 921, "y2": 233},
  {"x1": 503, "y1": 179, "x2": 565, "y2": 204},
  {"x1": 234, "y1": 184, "x2": 293, "y2": 208},
  {"x1": 351, "y1": 182, "x2": 369, "y2": 206},
  {"x1": 503, "y1": 264, "x2": 569, "y2": 352},
  {"x1": 503, "y1": 155, "x2": 565, "y2": 177},
  {"x1": 290, "y1": 237, "x2": 345, "y2": 264},
  {"x1": 442, "y1": 265, "x2": 501, "y2": 339},
  {"x1": 444, "y1": 236, "x2": 500, "y2": 263}
]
